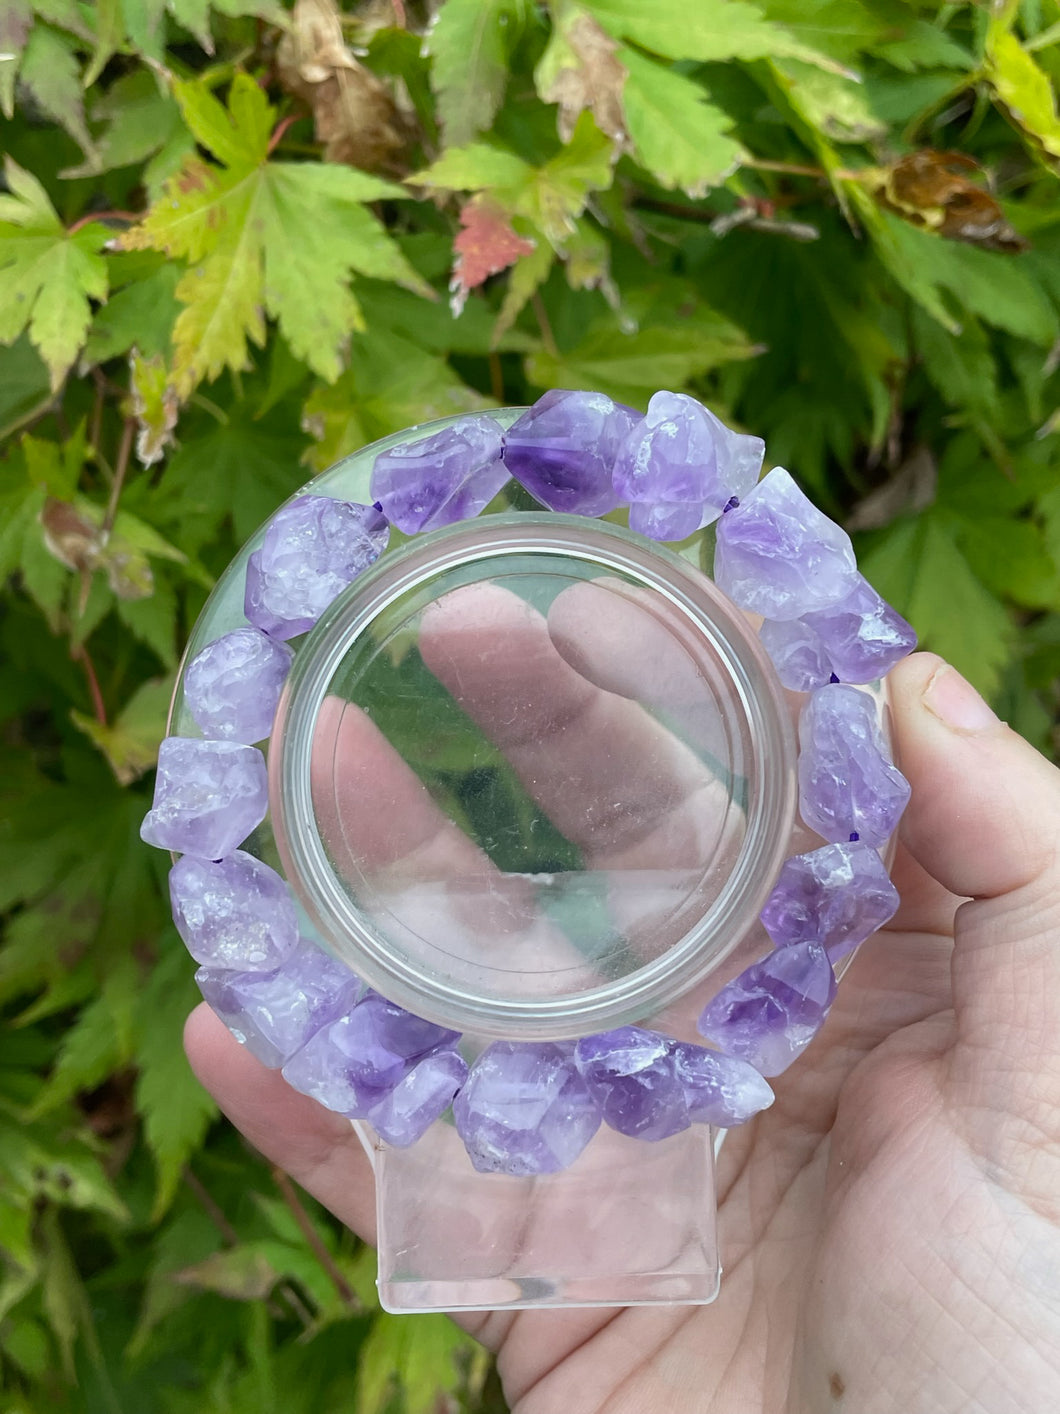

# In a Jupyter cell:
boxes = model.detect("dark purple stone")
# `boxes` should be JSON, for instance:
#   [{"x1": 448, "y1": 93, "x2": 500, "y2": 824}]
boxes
[
  {"x1": 798, "y1": 684, "x2": 911, "y2": 846},
  {"x1": 140, "y1": 737, "x2": 268, "y2": 859},
  {"x1": 696, "y1": 941, "x2": 837, "y2": 1077},
  {"x1": 760, "y1": 842, "x2": 900, "y2": 962},
  {"x1": 244, "y1": 495, "x2": 389, "y2": 640},
  {"x1": 196, "y1": 938, "x2": 360, "y2": 1069},
  {"x1": 574, "y1": 1026, "x2": 690, "y2": 1140},
  {"x1": 453, "y1": 1041, "x2": 602, "y2": 1176},
  {"x1": 502, "y1": 389, "x2": 637, "y2": 515},
  {"x1": 183, "y1": 628, "x2": 293, "y2": 743},
  {"x1": 169, "y1": 850, "x2": 298, "y2": 971},
  {"x1": 370, "y1": 415, "x2": 508, "y2": 533}
]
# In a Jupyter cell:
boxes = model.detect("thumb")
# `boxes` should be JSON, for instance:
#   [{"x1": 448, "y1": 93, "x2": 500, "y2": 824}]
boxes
[{"x1": 889, "y1": 652, "x2": 1060, "y2": 1124}]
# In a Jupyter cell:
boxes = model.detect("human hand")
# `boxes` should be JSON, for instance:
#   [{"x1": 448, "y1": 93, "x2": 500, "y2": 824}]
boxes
[{"x1": 185, "y1": 595, "x2": 1060, "y2": 1413}]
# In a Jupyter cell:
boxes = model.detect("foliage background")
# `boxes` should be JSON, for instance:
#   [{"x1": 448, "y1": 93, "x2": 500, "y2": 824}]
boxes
[{"x1": 1, "y1": 0, "x2": 1059, "y2": 1409}]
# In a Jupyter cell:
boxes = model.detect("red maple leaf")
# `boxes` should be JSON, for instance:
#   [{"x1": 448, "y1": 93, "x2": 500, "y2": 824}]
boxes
[{"x1": 451, "y1": 198, "x2": 535, "y2": 313}]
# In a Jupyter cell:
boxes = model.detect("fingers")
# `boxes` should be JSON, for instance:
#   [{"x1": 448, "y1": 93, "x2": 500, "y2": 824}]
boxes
[
  {"x1": 888, "y1": 653, "x2": 1060, "y2": 1118},
  {"x1": 183, "y1": 1003, "x2": 378, "y2": 1243}
]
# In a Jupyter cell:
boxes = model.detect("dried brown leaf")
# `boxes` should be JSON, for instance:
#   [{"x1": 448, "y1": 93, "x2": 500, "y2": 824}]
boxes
[
  {"x1": 277, "y1": 0, "x2": 409, "y2": 173},
  {"x1": 537, "y1": 10, "x2": 628, "y2": 146},
  {"x1": 872, "y1": 150, "x2": 1028, "y2": 253}
]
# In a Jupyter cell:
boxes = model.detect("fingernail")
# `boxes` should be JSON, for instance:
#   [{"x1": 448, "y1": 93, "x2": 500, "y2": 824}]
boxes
[{"x1": 924, "y1": 665, "x2": 1001, "y2": 733}]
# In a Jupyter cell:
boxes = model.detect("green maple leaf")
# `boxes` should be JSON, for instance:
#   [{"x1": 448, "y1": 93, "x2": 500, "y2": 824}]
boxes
[
  {"x1": 120, "y1": 73, "x2": 431, "y2": 395},
  {"x1": 0, "y1": 159, "x2": 109, "y2": 391},
  {"x1": 425, "y1": 0, "x2": 531, "y2": 146}
]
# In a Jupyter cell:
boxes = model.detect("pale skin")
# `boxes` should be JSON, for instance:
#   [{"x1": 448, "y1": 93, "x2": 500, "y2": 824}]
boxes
[{"x1": 185, "y1": 633, "x2": 1060, "y2": 1414}]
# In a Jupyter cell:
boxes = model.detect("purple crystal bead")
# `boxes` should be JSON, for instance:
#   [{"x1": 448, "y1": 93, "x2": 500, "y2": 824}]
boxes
[
  {"x1": 196, "y1": 938, "x2": 359, "y2": 1069},
  {"x1": 670, "y1": 1041, "x2": 775, "y2": 1126},
  {"x1": 370, "y1": 415, "x2": 508, "y2": 533},
  {"x1": 799, "y1": 684, "x2": 911, "y2": 847},
  {"x1": 170, "y1": 850, "x2": 298, "y2": 971},
  {"x1": 502, "y1": 390, "x2": 637, "y2": 516},
  {"x1": 714, "y1": 468, "x2": 858, "y2": 619},
  {"x1": 574, "y1": 1026, "x2": 690, "y2": 1141},
  {"x1": 140, "y1": 737, "x2": 268, "y2": 859},
  {"x1": 282, "y1": 992, "x2": 461, "y2": 1118},
  {"x1": 366, "y1": 1048, "x2": 469, "y2": 1147},
  {"x1": 453, "y1": 1041, "x2": 602, "y2": 1176},
  {"x1": 613, "y1": 391, "x2": 764, "y2": 541},
  {"x1": 697, "y1": 942, "x2": 837, "y2": 1077},
  {"x1": 761, "y1": 575, "x2": 916, "y2": 690},
  {"x1": 760, "y1": 842, "x2": 900, "y2": 962},
  {"x1": 183, "y1": 628, "x2": 293, "y2": 743},
  {"x1": 244, "y1": 495, "x2": 389, "y2": 640}
]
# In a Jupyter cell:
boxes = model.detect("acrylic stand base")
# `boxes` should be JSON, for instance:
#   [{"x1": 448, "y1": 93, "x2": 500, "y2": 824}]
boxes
[{"x1": 356, "y1": 1119, "x2": 721, "y2": 1314}]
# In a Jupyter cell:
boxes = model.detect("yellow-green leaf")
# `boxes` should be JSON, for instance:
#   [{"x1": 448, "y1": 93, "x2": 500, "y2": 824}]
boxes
[
  {"x1": 425, "y1": 0, "x2": 530, "y2": 146},
  {"x1": 985, "y1": 21, "x2": 1060, "y2": 160}
]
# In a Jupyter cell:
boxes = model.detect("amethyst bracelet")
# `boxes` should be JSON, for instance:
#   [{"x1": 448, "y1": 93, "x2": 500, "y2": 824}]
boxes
[{"x1": 141, "y1": 390, "x2": 916, "y2": 1177}]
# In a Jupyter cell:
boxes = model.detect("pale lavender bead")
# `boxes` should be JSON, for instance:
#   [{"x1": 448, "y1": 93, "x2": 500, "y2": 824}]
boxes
[
  {"x1": 760, "y1": 842, "x2": 899, "y2": 962},
  {"x1": 574, "y1": 1026, "x2": 690, "y2": 1141},
  {"x1": 183, "y1": 628, "x2": 293, "y2": 743},
  {"x1": 613, "y1": 391, "x2": 763, "y2": 541},
  {"x1": 196, "y1": 938, "x2": 360, "y2": 1069},
  {"x1": 140, "y1": 737, "x2": 268, "y2": 859},
  {"x1": 714, "y1": 467, "x2": 858, "y2": 618},
  {"x1": 799, "y1": 684, "x2": 911, "y2": 846},
  {"x1": 670, "y1": 1042, "x2": 775, "y2": 1126},
  {"x1": 502, "y1": 390, "x2": 637, "y2": 516},
  {"x1": 170, "y1": 850, "x2": 298, "y2": 971},
  {"x1": 760, "y1": 575, "x2": 916, "y2": 690},
  {"x1": 697, "y1": 942, "x2": 837, "y2": 1077},
  {"x1": 282, "y1": 992, "x2": 461, "y2": 1118},
  {"x1": 759, "y1": 617, "x2": 834, "y2": 692},
  {"x1": 370, "y1": 415, "x2": 507, "y2": 533},
  {"x1": 244, "y1": 495, "x2": 389, "y2": 640},
  {"x1": 366, "y1": 1049, "x2": 469, "y2": 1147},
  {"x1": 454, "y1": 1041, "x2": 602, "y2": 1176}
]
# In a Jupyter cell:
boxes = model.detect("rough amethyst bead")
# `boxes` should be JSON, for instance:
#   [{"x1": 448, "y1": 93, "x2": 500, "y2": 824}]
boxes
[
  {"x1": 140, "y1": 737, "x2": 268, "y2": 859},
  {"x1": 196, "y1": 938, "x2": 360, "y2": 1069},
  {"x1": 367, "y1": 1049, "x2": 469, "y2": 1147},
  {"x1": 282, "y1": 992, "x2": 461, "y2": 1118},
  {"x1": 183, "y1": 628, "x2": 293, "y2": 743},
  {"x1": 714, "y1": 467, "x2": 858, "y2": 618},
  {"x1": 760, "y1": 842, "x2": 900, "y2": 962},
  {"x1": 760, "y1": 575, "x2": 916, "y2": 689},
  {"x1": 798, "y1": 684, "x2": 911, "y2": 846},
  {"x1": 370, "y1": 415, "x2": 508, "y2": 533},
  {"x1": 244, "y1": 495, "x2": 389, "y2": 640},
  {"x1": 612, "y1": 391, "x2": 764, "y2": 541},
  {"x1": 453, "y1": 1041, "x2": 602, "y2": 1176},
  {"x1": 697, "y1": 941, "x2": 838, "y2": 1077},
  {"x1": 170, "y1": 850, "x2": 298, "y2": 971},
  {"x1": 502, "y1": 389, "x2": 637, "y2": 516},
  {"x1": 670, "y1": 1042, "x2": 775, "y2": 1126},
  {"x1": 574, "y1": 1026, "x2": 690, "y2": 1141}
]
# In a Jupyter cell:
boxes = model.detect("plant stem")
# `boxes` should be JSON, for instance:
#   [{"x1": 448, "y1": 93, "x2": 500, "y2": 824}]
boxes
[
  {"x1": 531, "y1": 292, "x2": 559, "y2": 360},
  {"x1": 272, "y1": 1167, "x2": 359, "y2": 1309},
  {"x1": 101, "y1": 420, "x2": 134, "y2": 541},
  {"x1": 74, "y1": 645, "x2": 108, "y2": 727}
]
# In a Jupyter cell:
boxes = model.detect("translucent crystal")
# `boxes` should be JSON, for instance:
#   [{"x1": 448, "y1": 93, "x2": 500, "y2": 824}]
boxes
[
  {"x1": 367, "y1": 1049, "x2": 469, "y2": 1148},
  {"x1": 453, "y1": 1041, "x2": 602, "y2": 1176},
  {"x1": 140, "y1": 737, "x2": 268, "y2": 859},
  {"x1": 760, "y1": 575, "x2": 916, "y2": 689},
  {"x1": 612, "y1": 391, "x2": 764, "y2": 541},
  {"x1": 502, "y1": 389, "x2": 637, "y2": 516},
  {"x1": 697, "y1": 942, "x2": 837, "y2": 1077},
  {"x1": 759, "y1": 842, "x2": 900, "y2": 962},
  {"x1": 244, "y1": 495, "x2": 389, "y2": 640},
  {"x1": 370, "y1": 415, "x2": 507, "y2": 533},
  {"x1": 282, "y1": 992, "x2": 461, "y2": 1118},
  {"x1": 183, "y1": 628, "x2": 292, "y2": 743},
  {"x1": 714, "y1": 467, "x2": 858, "y2": 618},
  {"x1": 196, "y1": 938, "x2": 360, "y2": 1069},
  {"x1": 670, "y1": 1042, "x2": 775, "y2": 1126},
  {"x1": 574, "y1": 1026, "x2": 690, "y2": 1141},
  {"x1": 170, "y1": 850, "x2": 298, "y2": 971},
  {"x1": 798, "y1": 684, "x2": 911, "y2": 846}
]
